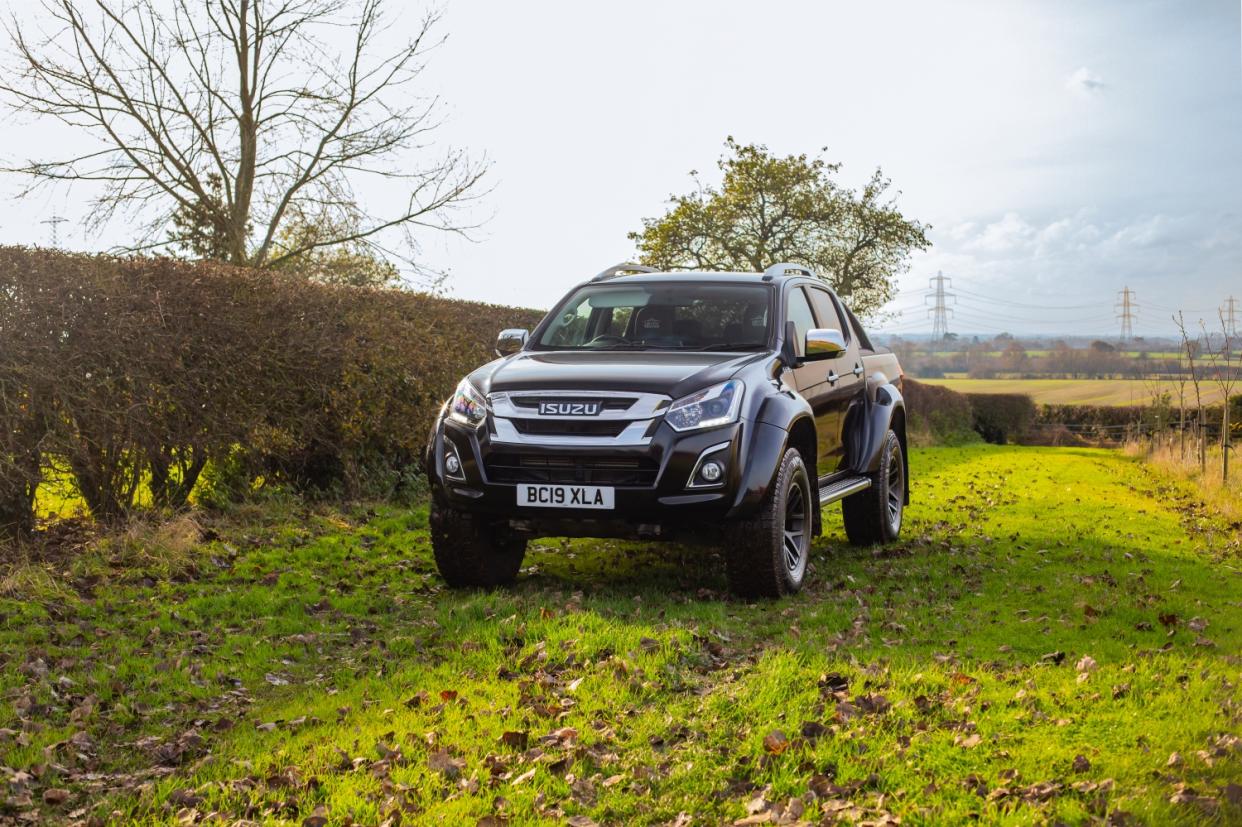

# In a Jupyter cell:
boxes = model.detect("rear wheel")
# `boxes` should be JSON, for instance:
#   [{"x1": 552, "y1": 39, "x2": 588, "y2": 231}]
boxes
[
  {"x1": 725, "y1": 447, "x2": 812, "y2": 598},
  {"x1": 430, "y1": 501, "x2": 527, "y2": 587},
  {"x1": 842, "y1": 429, "x2": 905, "y2": 545}
]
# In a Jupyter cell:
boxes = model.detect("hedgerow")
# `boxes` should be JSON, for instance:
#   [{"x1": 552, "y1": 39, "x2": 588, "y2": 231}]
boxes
[{"x1": 0, "y1": 247, "x2": 543, "y2": 536}]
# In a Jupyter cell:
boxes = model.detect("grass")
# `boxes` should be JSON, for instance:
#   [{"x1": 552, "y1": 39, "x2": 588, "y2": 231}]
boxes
[
  {"x1": 1, "y1": 445, "x2": 1240, "y2": 825},
  {"x1": 917, "y1": 378, "x2": 1229, "y2": 407},
  {"x1": 1129, "y1": 441, "x2": 1242, "y2": 527}
]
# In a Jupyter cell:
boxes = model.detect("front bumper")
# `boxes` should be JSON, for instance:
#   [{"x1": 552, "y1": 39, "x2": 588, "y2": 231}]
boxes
[{"x1": 426, "y1": 412, "x2": 777, "y2": 539}]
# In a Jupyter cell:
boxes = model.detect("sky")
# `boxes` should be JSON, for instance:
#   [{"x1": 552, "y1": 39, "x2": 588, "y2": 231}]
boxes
[{"x1": 1, "y1": 0, "x2": 1239, "y2": 337}]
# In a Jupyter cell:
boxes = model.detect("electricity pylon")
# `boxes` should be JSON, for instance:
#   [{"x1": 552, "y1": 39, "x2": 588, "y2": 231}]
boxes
[
  {"x1": 40, "y1": 215, "x2": 67, "y2": 248},
  {"x1": 1115, "y1": 287, "x2": 1136, "y2": 343},
  {"x1": 926, "y1": 271, "x2": 955, "y2": 340}
]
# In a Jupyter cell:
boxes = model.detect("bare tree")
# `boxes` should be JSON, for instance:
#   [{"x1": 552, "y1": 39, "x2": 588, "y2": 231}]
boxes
[
  {"x1": 1174, "y1": 312, "x2": 1206, "y2": 473},
  {"x1": 2, "y1": 0, "x2": 485, "y2": 279},
  {"x1": 1171, "y1": 342, "x2": 1188, "y2": 459},
  {"x1": 1200, "y1": 313, "x2": 1239, "y2": 482}
]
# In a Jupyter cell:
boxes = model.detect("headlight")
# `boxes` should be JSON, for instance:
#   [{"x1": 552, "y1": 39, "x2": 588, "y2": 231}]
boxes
[
  {"x1": 666, "y1": 380, "x2": 743, "y2": 432},
  {"x1": 449, "y1": 378, "x2": 488, "y2": 426}
]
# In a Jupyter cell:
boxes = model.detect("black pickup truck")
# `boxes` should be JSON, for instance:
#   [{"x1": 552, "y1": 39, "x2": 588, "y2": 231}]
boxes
[{"x1": 425, "y1": 263, "x2": 909, "y2": 597}]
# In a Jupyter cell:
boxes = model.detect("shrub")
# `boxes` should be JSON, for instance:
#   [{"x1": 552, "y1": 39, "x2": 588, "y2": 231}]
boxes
[
  {"x1": 966, "y1": 393, "x2": 1037, "y2": 444},
  {"x1": 901, "y1": 379, "x2": 978, "y2": 446},
  {"x1": 0, "y1": 246, "x2": 545, "y2": 535}
]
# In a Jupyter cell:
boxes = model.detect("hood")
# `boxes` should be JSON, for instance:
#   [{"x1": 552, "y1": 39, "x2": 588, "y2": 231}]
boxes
[{"x1": 470, "y1": 350, "x2": 767, "y2": 398}]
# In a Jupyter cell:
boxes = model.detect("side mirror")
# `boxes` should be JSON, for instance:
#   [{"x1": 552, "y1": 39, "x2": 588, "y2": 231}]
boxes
[
  {"x1": 804, "y1": 328, "x2": 847, "y2": 361},
  {"x1": 495, "y1": 328, "x2": 529, "y2": 357}
]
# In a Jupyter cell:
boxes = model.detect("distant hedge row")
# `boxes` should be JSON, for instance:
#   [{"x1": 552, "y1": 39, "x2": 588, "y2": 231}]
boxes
[
  {"x1": 0, "y1": 247, "x2": 544, "y2": 537},
  {"x1": 903, "y1": 378, "x2": 1237, "y2": 449}
]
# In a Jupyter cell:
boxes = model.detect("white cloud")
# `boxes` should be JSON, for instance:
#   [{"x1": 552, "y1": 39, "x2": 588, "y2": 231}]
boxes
[
  {"x1": 964, "y1": 212, "x2": 1036, "y2": 252},
  {"x1": 1066, "y1": 66, "x2": 1107, "y2": 96}
]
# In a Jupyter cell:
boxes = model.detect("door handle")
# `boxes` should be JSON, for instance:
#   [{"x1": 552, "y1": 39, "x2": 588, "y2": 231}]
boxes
[
  {"x1": 852, "y1": 363, "x2": 864, "y2": 377},
  {"x1": 827, "y1": 370, "x2": 839, "y2": 385}
]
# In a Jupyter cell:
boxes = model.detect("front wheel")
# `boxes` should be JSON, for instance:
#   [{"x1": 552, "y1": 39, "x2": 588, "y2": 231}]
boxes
[
  {"x1": 430, "y1": 501, "x2": 527, "y2": 588},
  {"x1": 724, "y1": 447, "x2": 812, "y2": 598},
  {"x1": 842, "y1": 430, "x2": 905, "y2": 546}
]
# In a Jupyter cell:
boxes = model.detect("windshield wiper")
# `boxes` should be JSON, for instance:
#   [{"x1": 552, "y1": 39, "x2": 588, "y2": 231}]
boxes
[
  {"x1": 589, "y1": 343, "x2": 653, "y2": 351},
  {"x1": 694, "y1": 343, "x2": 770, "y2": 352}
]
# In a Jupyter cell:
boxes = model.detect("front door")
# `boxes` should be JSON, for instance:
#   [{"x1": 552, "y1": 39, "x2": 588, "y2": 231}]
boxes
[
  {"x1": 806, "y1": 287, "x2": 865, "y2": 478},
  {"x1": 786, "y1": 286, "x2": 842, "y2": 478}
]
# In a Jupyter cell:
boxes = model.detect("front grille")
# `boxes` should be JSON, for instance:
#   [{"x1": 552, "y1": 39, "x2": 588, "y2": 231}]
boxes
[
  {"x1": 511, "y1": 418, "x2": 629, "y2": 437},
  {"x1": 511, "y1": 396, "x2": 637, "y2": 412},
  {"x1": 486, "y1": 453, "x2": 659, "y2": 486}
]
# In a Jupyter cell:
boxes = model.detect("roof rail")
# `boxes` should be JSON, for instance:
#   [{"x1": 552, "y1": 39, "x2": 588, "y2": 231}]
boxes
[
  {"x1": 763, "y1": 262, "x2": 816, "y2": 281},
  {"x1": 591, "y1": 262, "x2": 660, "y2": 282}
]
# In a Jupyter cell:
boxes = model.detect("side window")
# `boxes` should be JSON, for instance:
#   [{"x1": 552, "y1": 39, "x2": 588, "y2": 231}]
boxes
[
  {"x1": 546, "y1": 299, "x2": 593, "y2": 346},
  {"x1": 844, "y1": 305, "x2": 874, "y2": 352},
  {"x1": 785, "y1": 288, "x2": 816, "y2": 357},
  {"x1": 807, "y1": 288, "x2": 847, "y2": 339}
]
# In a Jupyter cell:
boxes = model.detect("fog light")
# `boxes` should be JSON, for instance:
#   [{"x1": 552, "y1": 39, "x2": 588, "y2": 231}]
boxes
[
  {"x1": 699, "y1": 460, "x2": 723, "y2": 483},
  {"x1": 444, "y1": 443, "x2": 465, "y2": 480}
]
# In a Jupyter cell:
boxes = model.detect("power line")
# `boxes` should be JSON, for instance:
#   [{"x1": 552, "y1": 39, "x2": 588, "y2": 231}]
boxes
[
  {"x1": 952, "y1": 287, "x2": 1102, "y2": 311},
  {"x1": 926, "y1": 271, "x2": 954, "y2": 340},
  {"x1": 1224, "y1": 296, "x2": 1239, "y2": 337}
]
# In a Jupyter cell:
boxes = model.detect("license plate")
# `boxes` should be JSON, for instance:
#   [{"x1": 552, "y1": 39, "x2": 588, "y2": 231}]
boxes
[{"x1": 516, "y1": 484, "x2": 614, "y2": 510}]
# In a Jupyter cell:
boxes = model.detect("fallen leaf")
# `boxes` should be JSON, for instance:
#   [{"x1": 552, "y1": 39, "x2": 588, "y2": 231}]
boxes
[
  {"x1": 762, "y1": 730, "x2": 790, "y2": 755},
  {"x1": 1072, "y1": 755, "x2": 1091, "y2": 773},
  {"x1": 167, "y1": 789, "x2": 203, "y2": 808},
  {"x1": 1076, "y1": 655, "x2": 1097, "y2": 673},
  {"x1": 428, "y1": 750, "x2": 465, "y2": 779},
  {"x1": 956, "y1": 733, "x2": 982, "y2": 749},
  {"x1": 42, "y1": 788, "x2": 70, "y2": 805}
]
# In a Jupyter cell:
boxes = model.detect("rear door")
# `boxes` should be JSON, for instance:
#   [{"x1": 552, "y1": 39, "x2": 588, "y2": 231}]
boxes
[{"x1": 806, "y1": 286, "x2": 864, "y2": 477}]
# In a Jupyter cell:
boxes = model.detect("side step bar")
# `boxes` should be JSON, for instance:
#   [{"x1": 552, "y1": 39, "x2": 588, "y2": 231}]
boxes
[{"x1": 818, "y1": 475, "x2": 871, "y2": 505}]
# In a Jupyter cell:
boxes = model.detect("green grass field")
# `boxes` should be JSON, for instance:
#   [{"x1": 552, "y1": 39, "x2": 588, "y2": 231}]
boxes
[
  {"x1": 917, "y1": 377, "x2": 1229, "y2": 407},
  {"x1": 2, "y1": 445, "x2": 1240, "y2": 824}
]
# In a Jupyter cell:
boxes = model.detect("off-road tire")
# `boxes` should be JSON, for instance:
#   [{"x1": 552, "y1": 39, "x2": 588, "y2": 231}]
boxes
[
  {"x1": 725, "y1": 447, "x2": 812, "y2": 598},
  {"x1": 842, "y1": 429, "x2": 905, "y2": 546},
  {"x1": 430, "y1": 501, "x2": 527, "y2": 588}
]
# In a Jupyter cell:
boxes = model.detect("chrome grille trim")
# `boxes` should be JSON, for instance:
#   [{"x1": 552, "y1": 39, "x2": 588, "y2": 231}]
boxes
[
  {"x1": 489, "y1": 390, "x2": 669, "y2": 420},
  {"x1": 488, "y1": 390, "x2": 669, "y2": 446}
]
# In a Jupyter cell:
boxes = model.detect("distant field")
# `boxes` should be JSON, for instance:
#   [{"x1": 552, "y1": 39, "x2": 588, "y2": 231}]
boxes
[
  {"x1": 916, "y1": 377, "x2": 1227, "y2": 406},
  {"x1": 924, "y1": 350, "x2": 1183, "y2": 359}
]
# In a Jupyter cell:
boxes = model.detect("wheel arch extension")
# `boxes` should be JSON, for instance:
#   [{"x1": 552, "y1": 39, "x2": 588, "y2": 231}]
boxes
[{"x1": 859, "y1": 383, "x2": 910, "y2": 505}]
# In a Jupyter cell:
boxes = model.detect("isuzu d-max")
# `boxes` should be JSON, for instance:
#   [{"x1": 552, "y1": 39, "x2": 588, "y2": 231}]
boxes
[{"x1": 425, "y1": 263, "x2": 908, "y2": 597}]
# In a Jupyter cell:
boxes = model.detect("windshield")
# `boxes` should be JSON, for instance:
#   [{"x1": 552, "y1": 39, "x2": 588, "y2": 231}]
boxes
[{"x1": 533, "y1": 282, "x2": 772, "y2": 351}]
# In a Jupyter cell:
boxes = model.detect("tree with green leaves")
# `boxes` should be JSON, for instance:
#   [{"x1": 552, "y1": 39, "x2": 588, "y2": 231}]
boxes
[{"x1": 629, "y1": 138, "x2": 929, "y2": 317}]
